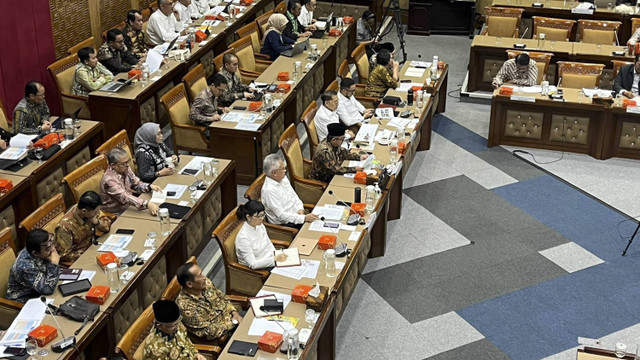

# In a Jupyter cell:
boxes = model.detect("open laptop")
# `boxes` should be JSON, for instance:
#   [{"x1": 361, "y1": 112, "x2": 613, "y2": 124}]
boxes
[
  {"x1": 311, "y1": 12, "x2": 332, "y2": 38},
  {"x1": 281, "y1": 39, "x2": 309, "y2": 57},
  {"x1": 99, "y1": 76, "x2": 135, "y2": 93}
]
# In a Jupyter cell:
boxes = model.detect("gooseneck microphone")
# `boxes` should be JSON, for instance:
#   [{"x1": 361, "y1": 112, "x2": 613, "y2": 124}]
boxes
[
  {"x1": 40, "y1": 296, "x2": 76, "y2": 353},
  {"x1": 319, "y1": 217, "x2": 350, "y2": 257},
  {"x1": 327, "y1": 190, "x2": 360, "y2": 225}
]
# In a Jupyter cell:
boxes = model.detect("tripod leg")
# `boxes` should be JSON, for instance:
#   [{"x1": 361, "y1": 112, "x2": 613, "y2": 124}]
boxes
[{"x1": 622, "y1": 221, "x2": 640, "y2": 256}]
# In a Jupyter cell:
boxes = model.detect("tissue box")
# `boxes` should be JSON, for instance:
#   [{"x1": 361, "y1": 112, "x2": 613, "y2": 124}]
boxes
[
  {"x1": 96, "y1": 252, "x2": 118, "y2": 269},
  {"x1": 623, "y1": 98, "x2": 637, "y2": 107},
  {"x1": 276, "y1": 83, "x2": 291, "y2": 93},
  {"x1": 343, "y1": 16, "x2": 354, "y2": 24},
  {"x1": 411, "y1": 85, "x2": 423, "y2": 92},
  {"x1": 318, "y1": 235, "x2": 336, "y2": 250},
  {"x1": 354, "y1": 171, "x2": 367, "y2": 185},
  {"x1": 329, "y1": 29, "x2": 342, "y2": 37},
  {"x1": 438, "y1": 61, "x2": 445, "y2": 70},
  {"x1": 277, "y1": 72, "x2": 289, "y2": 81},
  {"x1": 28, "y1": 325, "x2": 57, "y2": 347},
  {"x1": 498, "y1": 86, "x2": 514, "y2": 96},
  {"x1": 398, "y1": 141, "x2": 406, "y2": 155},
  {"x1": 305, "y1": 285, "x2": 329, "y2": 311},
  {"x1": 291, "y1": 284, "x2": 314, "y2": 303},
  {"x1": 258, "y1": 331, "x2": 283, "y2": 353},
  {"x1": 0, "y1": 179, "x2": 13, "y2": 192},
  {"x1": 128, "y1": 69, "x2": 141, "y2": 80},
  {"x1": 350, "y1": 203, "x2": 366, "y2": 217},
  {"x1": 195, "y1": 30, "x2": 207, "y2": 42},
  {"x1": 86, "y1": 285, "x2": 110, "y2": 305}
]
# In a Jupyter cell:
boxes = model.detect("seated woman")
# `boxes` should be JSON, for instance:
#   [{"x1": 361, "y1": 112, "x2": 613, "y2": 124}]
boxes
[
  {"x1": 235, "y1": 200, "x2": 286, "y2": 270},
  {"x1": 364, "y1": 49, "x2": 399, "y2": 99},
  {"x1": 260, "y1": 13, "x2": 296, "y2": 61},
  {"x1": 134, "y1": 123, "x2": 178, "y2": 183}
]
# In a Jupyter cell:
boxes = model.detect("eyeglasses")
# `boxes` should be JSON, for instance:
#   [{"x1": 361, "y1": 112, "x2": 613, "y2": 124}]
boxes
[
  {"x1": 116, "y1": 161, "x2": 129, "y2": 167},
  {"x1": 252, "y1": 213, "x2": 266, "y2": 219},
  {"x1": 41, "y1": 236, "x2": 54, "y2": 249}
]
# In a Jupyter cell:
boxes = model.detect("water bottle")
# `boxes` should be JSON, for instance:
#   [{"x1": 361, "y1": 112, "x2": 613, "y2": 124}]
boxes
[
  {"x1": 287, "y1": 328, "x2": 300, "y2": 360},
  {"x1": 430, "y1": 56, "x2": 439, "y2": 81},
  {"x1": 293, "y1": 61, "x2": 301, "y2": 82},
  {"x1": 365, "y1": 185, "x2": 375, "y2": 212},
  {"x1": 407, "y1": 88, "x2": 414, "y2": 106},
  {"x1": 374, "y1": 182, "x2": 382, "y2": 201},
  {"x1": 389, "y1": 139, "x2": 398, "y2": 163},
  {"x1": 141, "y1": 63, "x2": 149, "y2": 86},
  {"x1": 324, "y1": 249, "x2": 336, "y2": 277},
  {"x1": 264, "y1": 93, "x2": 273, "y2": 113},
  {"x1": 64, "y1": 119, "x2": 74, "y2": 141},
  {"x1": 416, "y1": 90, "x2": 424, "y2": 108},
  {"x1": 158, "y1": 208, "x2": 171, "y2": 236},
  {"x1": 106, "y1": 263, "x2": 120, "y2": 293}
]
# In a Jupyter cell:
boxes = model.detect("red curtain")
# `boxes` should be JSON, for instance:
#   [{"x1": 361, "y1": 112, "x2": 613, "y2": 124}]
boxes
[{"x1": 0, "y1": 0, "x2": 59, "y2": 124}]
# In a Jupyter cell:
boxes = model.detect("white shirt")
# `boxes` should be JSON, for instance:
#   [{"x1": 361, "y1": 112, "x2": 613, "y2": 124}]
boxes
[
  {"x1": 174, "y1": 1, "x2": 193, "y2": 27},
  {"x1": 262, "y1": 176, "x2": 305, "y2": 225},
  {"x1": 236, "y1": 222, "x2": 275, "y2": 269},
  {"x1": 147, "y1": 10, "x2": 183, "y2": 45},
  {"x1": 298, "y1": 6, "x2": 314, "y2": 27},
  {"x1": 336, "y1": 92, "x2": 366, "y2": 126},
  {"x1": 190, "y1": 0, "x2": 208, "y2": 16},
  {"x1": 315, "y1": 105, "x2": 339, "y2": 142}
]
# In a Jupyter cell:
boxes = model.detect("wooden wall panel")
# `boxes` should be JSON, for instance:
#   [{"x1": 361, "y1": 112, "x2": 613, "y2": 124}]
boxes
[
  {"x1": 50, "y1": 0, "x2": 92, "y2": 59},
  {"x1": 138, "y1": 0, "x2": 151, "y2": 10},
  {"x1": 100, "y1": 0, "x2": 130, "y2": 34}
]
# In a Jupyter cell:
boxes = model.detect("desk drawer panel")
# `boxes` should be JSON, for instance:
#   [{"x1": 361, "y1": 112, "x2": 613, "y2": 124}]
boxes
[
  {"x1": 113, "y1": 289, "x2": 141, "y2": 343},
  {"x1": 550, "y1": 115, "x2": 589, "y2": 145},
  {"x1": 140, "y1": 97, "x2": 156, "y2": 125},
  {"x1": 505, "y1": 110, "x2": 543, "y2": 139},
  {"x1": 270, "y1": 113, "x2": 285, "y2": 152},
  {"x1": 199, "y1": 49, "x2": 215, "y2": 79},
  {"x1": 185, "y1": 211, "x2": 205, "y2": 258},
  {"x1": 202, "y1": 187, "x2": 222, "y2": 249},
  {"x1": 141, "y1": 256, "x2": 167, "y2": 308},
  {"x1": 36, "y1": 168, "x2": 64, "y2": 206},
  {"x1": 619, "y1": 121, "x2": 640, "y2": 149}
]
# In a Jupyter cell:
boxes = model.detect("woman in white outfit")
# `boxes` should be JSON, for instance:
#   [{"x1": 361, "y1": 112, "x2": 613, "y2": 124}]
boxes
[{"x1": 235, "y1": 200, "x2": 285, "y2": 270}]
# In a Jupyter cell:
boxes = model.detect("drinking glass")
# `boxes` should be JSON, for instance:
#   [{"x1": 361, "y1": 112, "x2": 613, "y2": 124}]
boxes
[
  {"x1": 577, "y1": 90, "x2": 584, "y2": 103},
  {"x1": 550, "y1": 40, "x2": 556, "y2": 50},
  {"x1": 147, "y1": 231, "x2": 157, "y2": 250},
  {"x1": 190, "y1": 188, "x2": 199, "y2": 204},
  {"x1": 323, "y1": 38, "x2": 328, "y2": 50},
  {"x1": 496, "y1": 36, "x2": 502, "y2": 45},
  {"x1": 158, "y1": 209, "x2": 171, "y2": 236},
  {"x1": 305, "y1": 309, "x2": 317, "y2": 328},
  {"x1": 119, "y1": 264, "x2": 130, "y2": 285},
  {"x1": 74, "y1": 117, "x2": 81, "y2": 136},
  {"x1": 34, "y1": 147, "x2": 44, "y2": 164},
  {"x1": 596, "y1": 43, "x2": 602, "y2": 53},
  {"x1": 26, "y1": 339, "x2": 37, "y2": 359},
  {"x1": 37, "y1": 345, "x2": 49, "y2": 357},
  {"x1": 202, "y1": 161, "x2": 214, "y2": 185},
  {"x1": 607, "y1": 2, "x2": 613, "y2": 9}
]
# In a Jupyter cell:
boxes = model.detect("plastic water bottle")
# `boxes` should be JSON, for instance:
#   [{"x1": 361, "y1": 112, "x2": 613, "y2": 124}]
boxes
[
  {"x1": 158, "y1": 208, "x2": 171, "y2": 236},
  {"x1": 106, "y1": 263, "x2": 120, "y2": 293},
  {"x1": 141, "y1": 63, "x2": 149, "y2": 87},
  {"x1": 430, "y1": 56, "x2": 439, "y2": 81},
  {"x1": 293, "y1": 61, "x2": 301, "y2": 82},
  {"x1": 416, "y1": 90, "x2": 424, "y2": 108},
  {"x1": 287, "y1": 329, "x2": 300, "y2": 360},
  {"x1": 323, "y1": 249, "x2": 336, "y2": 278},
  {"x1": 389, "y1": 139, "x2": 398, "y2": 163},
  {"x1": 365, "y1": 185, "x2": 375, "y2": 212}
]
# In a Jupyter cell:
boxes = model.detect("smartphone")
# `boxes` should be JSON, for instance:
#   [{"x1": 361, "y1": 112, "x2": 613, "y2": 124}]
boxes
[
  {"x1": 267, "y1": 84, "x2": 278, "y2": 93},
  {"x1": 4, "y1": 347, "x2": 26, "y2": 356},
  {"x1": 233, "y1": 106, "x2": 247, "y2": 110},
  {"x1": 400, "y1": 79, "x2": 411, "y2": 83},
  {"x1": 116, "y1": 229, "x2": 135, "y2": 235},
  {"x1": 183, "y1": 168, "x2": 198, "y2": 175},
  {"x1": 167, "y1": 191, "x2": 176, "y2": 197}
]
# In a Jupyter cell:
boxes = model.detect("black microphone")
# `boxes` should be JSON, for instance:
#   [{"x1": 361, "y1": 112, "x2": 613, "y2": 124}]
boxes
[
  {"x1": 40, "y1": 296, "x2": 76, "y2": 353},
  {"x1": 319, "y1": 216, "x2": 350, "y2": 257},
  {"x1": 327, "y1": 190, "x2": 360, "y2": 226}
]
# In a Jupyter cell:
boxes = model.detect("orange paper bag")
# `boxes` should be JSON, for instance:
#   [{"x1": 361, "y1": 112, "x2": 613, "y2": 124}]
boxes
[
  {"x1": 277, "y1": 72, "x2": 290, "y2": 81},
  {"x1": 291, "y1": 284, "x2": 314, "y2": 303},
  {"x1": 318, "y1": 234, "x2": 336, "y2": 250},
  {"x1": 28, "y1": 324, "x2": 58, "y2": 347},
  {"x1": 96, "y1": 252, "x2": 119, "y2": 269},
  {"x1": 86, "y1": 285, "x2": 111, "y2": 305},
  {"x1": 258, "y1": 331, "x2": 283, "y2": 353}
]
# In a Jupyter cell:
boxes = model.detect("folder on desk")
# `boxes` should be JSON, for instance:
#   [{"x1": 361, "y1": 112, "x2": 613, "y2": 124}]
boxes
[
  {"x1": 227, "y1": 340, "x2": 259, "y2": 356},
  {"x1": 292, "y1": 237, "x2": 318, "y2": 256}
]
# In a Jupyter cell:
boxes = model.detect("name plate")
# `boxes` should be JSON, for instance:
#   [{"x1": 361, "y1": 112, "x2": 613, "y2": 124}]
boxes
[
  {"x1": 532, "y1": 2, "x2": 544, "y2": 6},
  {"x1": 510, "y1": 95, "x2": 536, "y2": 102},
  {"x1": 626, "y1": 106, "x2": 640, "y2": 114},
  {"x1": 571, "y1": 8, "x2": 593, "y2": 14},
  {"x1": 513, "y1": 43, "x2": 527, "y2": 49}
]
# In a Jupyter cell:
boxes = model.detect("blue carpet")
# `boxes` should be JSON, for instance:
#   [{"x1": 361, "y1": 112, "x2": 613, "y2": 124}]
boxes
[{"x1": 432, "y1": 114, "x2": 488, "y2": 153}]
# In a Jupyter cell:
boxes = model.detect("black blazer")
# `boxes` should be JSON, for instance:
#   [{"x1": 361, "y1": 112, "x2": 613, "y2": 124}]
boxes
[{"x1": 613, "y1": 64, "x2": 636, "y2": 94}]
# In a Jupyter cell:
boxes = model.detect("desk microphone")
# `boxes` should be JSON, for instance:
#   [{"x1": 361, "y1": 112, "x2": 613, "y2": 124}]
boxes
[
  {"x1": 615, "y1": 29, "x2": 620, "y2": 46},
  {"x1": 319, "y1": 216, "x2": 350, "y2": 257},
  {"x1": 40, "y1": 297, "x2": 76, "y2": 353},
  {"x1": 327, "y1": 190, "x2": 360, "y2": 226},
  {"x1": 520, "y1": 27, "x2": 529, "y2": 40},
  {"x1": 556, "y1": 76, "x2": 562, "y2": 88}
]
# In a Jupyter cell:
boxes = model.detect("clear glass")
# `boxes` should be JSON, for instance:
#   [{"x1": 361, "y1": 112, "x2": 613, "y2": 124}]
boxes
[
  {"x1": 37, "y1": 346, "x2": 49, "y2": 357},
  {"x1": 287, "y1": 336, "x2": 300, "y2": 360},
  {"x1": 323, "y1": 38, "x2": 328, "y2": 50},
  {"x1": 26, "y1": 339, "x2": 37, "y2": 359},
  {"x1": 417, "y1": 91, "x2": 424, "y2": 108},
  {"x1": 190, "y1": 188, "x2": 198, "y2": 204},
  {"x1": 324, "y1": 250, "x2": 336, "y2": 277},
  {"x1": 65, "y1": 122, "x2": 74, "y2": 140},
  {"x1": 119, "y1": 264, "x2": 130, "y2": 285},
  {"x1": 607, "y1": 2, "x2": 613, "y2": 9},
  {"x1": 74, "y1": 117, "x2": 81, "y2": 136},
  {"x1": 202, "y1": 161, "x2": 214, "y2": 185},
  {"x1": 34, "y1": 147, "x2": 44, "y2": 164},
  {"x1": 305, "y1": 309, "x2": 317, "y2": 328},
  {"x1": 106, "y1": 263, "x2": 120, "y2": 293},
  {"x1": 495, "y1": 36, "x2": 502, "y2": 45},
  {"x1": 147, "y1": 231, "x2": 157, "y2": 250},
  {"x1": 389, "y1": 140, "x2": 398, "y2": 163},
  {"x1": 365, "y1": 185, "x2": 375, "y2": 212},
  {"x1": 577, "y1": 90, "x2": 584, "y2": 103},
  {"x1": 550, "y1": 40, "x2": 556, "y2": 50},
  {"x1": 596, "y1": 43, "x2": 602, "y2": 53},
  {"x1": 158, "y1": 209, "x2": 171, "y2": 236}
]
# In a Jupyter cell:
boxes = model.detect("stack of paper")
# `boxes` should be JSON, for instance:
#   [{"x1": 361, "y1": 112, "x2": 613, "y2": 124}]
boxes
[
  {"x1": 312, "y1": 205, "x2": 345, "y2": 220},
  {"x1": 409, "y1": 61, "x2": 430, "y2": 68},
  {"x1": 98, "y1": 234, "x2": 132, "y2": 252},
  {"x1": 0, "y1": 298, "x2": 48, "y2": 348},
  {"x1": 354, "y1": 123, "x2": 378, "y2": 147},
  {"x1": 222, "y1": 112, "x2": 258, "y2": 123},
  {"x1": 179, "y1": 156, "x2": 214, "y2": 176},
  {"x1": 404, "y1": 68, "x2": 425, "y2": 78}
]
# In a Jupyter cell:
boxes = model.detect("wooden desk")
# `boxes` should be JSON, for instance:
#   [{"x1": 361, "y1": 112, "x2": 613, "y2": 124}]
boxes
[
  {"x1": 208, "y1": 24, "x2": 355, "y2": 185},
  {"x1": 468, "y1": 35, "x2": 631, "y2": 92},
  {"x1": 0, "y1": 120, "x2": 104, "y2": 248}
]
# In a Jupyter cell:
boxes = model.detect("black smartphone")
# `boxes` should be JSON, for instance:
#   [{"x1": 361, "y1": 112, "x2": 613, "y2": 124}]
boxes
[
  {"x1": 116, "y1": 229, "x2": 135, "y2": 235},
  {"x1": 267, "y1": 84, "x2": 278, "y2": 93},
  {"x1": 167, "y1": 191, "x2": 176, "y2": 196},
  {"x1": 183, "y1": 168, "x2": 198, "y2": 175},
  {"x1": 4, "y1": 347, "x2": 26, "y2": 356},
  {"x1": 400, "y1": 79, "x2": 411, "y2": 83},
  {"x1": 233, "y1": 106, "x2": 247, "y2": 110},
  {"x1": 117, "y1": 78, "x2": 127, "y2": 83}
]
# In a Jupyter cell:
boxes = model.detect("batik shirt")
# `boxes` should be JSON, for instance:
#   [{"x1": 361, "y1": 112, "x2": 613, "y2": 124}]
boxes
[
  {"x1": 218, "y1": 68, "x2": 250, "y2": 107},
  {"x1": 310, "y1": 139, "x2": 360, "y2": 183},
  {"x1": 176, "y1": 278, "x2": 237, "y2": 342},
  {"x1": 142, "y1": 324, "x2": 199, "y2": 360},
  {"x1": 492, "y1": 59, "x2": 538, "y2": 87},
  {"x1": 97, "y1": 42, "x2": 139, "y2": 75},
  {"x1": 12, "y1": 98, "x2": 50, "y2": 134},
  {"x1": 54, "y1": 205, "x2": 112, "y2": 264},
  {"x1": 364, "y1": 64, "x2": 398, "y2": 99},
  {"x1": 6, "y1": 249, "x2": 61, "y2": 303},
  {"x1": 124, "y1": 24, "x2": 148, "y2": 57},
  {"x1": 189, "y1": 88, "x2": 223, "y2": 126}
]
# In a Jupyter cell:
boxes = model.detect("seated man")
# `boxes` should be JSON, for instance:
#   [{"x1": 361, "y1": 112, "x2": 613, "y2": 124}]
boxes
[
  {"x1": 613, "y1": 54, "x2": 640, "y2": 99},
  {"x1": 12, "y1": 81, "x2": 52, "y2": 134},
  {"x1": 175, "y1": 262, "x2": 243, "y2": 343},
  {"x1": 311, "y1": 123, "x2": 368, "y2": 183},
  {"x1": 98, "y1": 29, "x2": 140, "y2": 75},
  {"x1": 491, "y1": 53, "x2": 538, "y2": 88},
  {"x1": 189, "y1": 73, "x2": 228, "y2": 126},
  {"x1": 218, "y1": 53, "x2": 255, "y2": 107},
  {"x1": 283, "y1": 0, "x2": 313, "y2": 40},
  {"x1": 189, "y1": 0, "x2": 209, "y2": 17},
  {"x1": 315, "y1": 90, "x2": 341, "y2": 142},
  {"x1": 364, "y1": 49, "x2": 399, "y2": 99},
  {"x1": 336, "y1": 78, "x2": 374, "y2": 129},
  {"x1": 261, "y1": 153, "x2": 318, "y2": 229},
  {"x1": 124, "y1": 9, "x2": 148, "y2": 57},
  {"x1": 6, "y1": 229, "x2": 61, "y2": 303},
  {"x1": 298, "y1": 0, "x2": 317, "y2": 28},
  {"x1": 175, "y1": 0, "x2": 197, "y2": 28},
  {"x1": 100, "y1": 147, "x2": 161, "y2": 215},
  {"x1": 55, "y1": 190, "x2": 113, "y2": 264},
  {"x1": 147, "y1": 0, "x2": 186, "y2": 46},
  {"x1": 72, "y1": 47, "x2": 114, "y2": 96},
  {"x1": 143, "y1": 300, "x2": 206, "y2": 360}
]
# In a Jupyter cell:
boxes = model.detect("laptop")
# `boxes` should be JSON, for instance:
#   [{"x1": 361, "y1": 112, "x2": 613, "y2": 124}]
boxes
[
  {"x1": 99, "y1": 76, "x2": 135, "y2": 93},
  {"x1": 311, "y1": 12, "x2": 332, "y2": 38},
  {"x1": 281, "y1": 39, "x2": 309, "y2": 57}
]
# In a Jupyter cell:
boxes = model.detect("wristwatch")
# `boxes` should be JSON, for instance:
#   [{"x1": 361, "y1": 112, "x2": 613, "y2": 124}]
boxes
[{"x1": 232, "y1": 319, "x2": 239, "y2": 325}]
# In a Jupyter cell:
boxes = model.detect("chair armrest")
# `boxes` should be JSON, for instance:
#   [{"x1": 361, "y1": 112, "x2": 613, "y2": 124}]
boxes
[
  {"x1": 173, "y1": 123, "x2": 208, "y2": 133},
  {"x1": 271, "y1": 239, "x2": 293, "y2": 248},
  {"x1": 61, "y1": 93, "x2": 90, "y2": 103},
  {"x1": 195, "y1": 344, "x2": 222, "y2": 356},
  {"x1": 254, "y1": 53, "x2": 271, "y2": 60},
  {"x1": 292, "y1": 176, "x2": 327, "y2": 189},
  {"x1": 229, "y1": 262, "x2": 270, "y2": 279},
  {"x1": 225, "y1": 294, "x2": 249, "y2": 306},
  {"x1": 303, "y1": 203, "x2": 315, "y2": 212},
  {"x1": 239, "y1": 69, "x2": 262, "y2": 77},
  {"x1": 265, "y1": 223, "x2": 297, "y2": 243},
  {"x1": 355, "y1": 95, "x2": 379, "y2": 109},
  {"x1": 0, "y1": 297, "x2": 24, "y2": 311},
  {"x1": 254, "y1": 60, "x2": 272, "y2": 73}
]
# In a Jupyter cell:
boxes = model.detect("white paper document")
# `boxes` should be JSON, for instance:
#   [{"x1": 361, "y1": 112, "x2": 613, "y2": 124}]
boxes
[
  {"x1": 0, "y1": 298, "x2": 48, "y2": 347},
  {"x1": 398, "y1": 82, "x2": 423, "y2": 92},
  {"x1": 223, "y1": 112, "x2": 259, "y2": 123},
  {"x1": 9, "y1": 134, "x2": 35, "y2": 148},
  {"x1": 300, "y1": 260, "x2": 321, "y2": 279},
  {"x1": 354, "y1": 124, "x2": 379, "y2": 147},
  {"x1": 179, "y1": 156, "x2": 214, "y2": 176},
  {"x1": 0, "y1": 147, "x2": 28, "y2": 160},
  {"x1": 150, "y1": 191, "x2": 166, "y2": 204},
  {"x1": 235, "y1": 122, "x2": 261, "y2": 131},
  {"x1": 97, "y1": 234, "x2": 132, "y2": 252},
  {"x1": 582, "y1": 88, "x2": 612, "y2": 98},
  {"x1": 348, "y1": 231, "x2": 362, "y2": 241},
  {"x1": 374, "y1": 107, "x2": 393, "y2": 119},
  {"x1": 271, "y1": 265, "x2": 308, "y2": 280},
  {"x1": 312, "y1": 205, "x2": 345, "y2": 221},
  {"x1": 247, "y1": 317, "x2": 295, "y2": 336},
  {"x1": 165, "y1": 184, "x2": 188, "y2": 199},
  {"x1": 255, "y1": 289, "x2": 292, "y2": 310},
  {"x1": 388, "y1": 117, "x2": 412, "y2": 130},
  {"x1": 409, "y1": 61, "x2": 430, "y2": 68},
  {"x1": 308, "y1": 219, "x2": 341, "y2": 232},
  {"x1": 146, "y1": 49, "x2": 164, "y2": 74},
  {"x1": 404, "y1": 68, "x2": 425, "y2": 78}
]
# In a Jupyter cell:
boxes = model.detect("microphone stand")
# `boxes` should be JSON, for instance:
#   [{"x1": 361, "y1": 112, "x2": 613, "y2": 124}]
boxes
[
  {"x1": 40, "y1": 297, "x2": 76, "y2": 353},
  {"x1": 374, "y1": 0, "x2": 407, "y2": 64}
]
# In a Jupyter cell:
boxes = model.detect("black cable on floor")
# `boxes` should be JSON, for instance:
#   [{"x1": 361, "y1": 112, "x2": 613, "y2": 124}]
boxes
[
  {"x1": 448, "y1": 87, "x2": 462, "y2": 99},
  {"x1": 511, "y1": 118, "x2": 566, "y2": 164}
]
